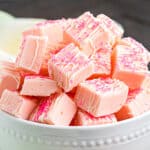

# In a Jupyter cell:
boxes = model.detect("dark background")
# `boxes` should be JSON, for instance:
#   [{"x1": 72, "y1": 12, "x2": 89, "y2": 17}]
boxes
[{"x1": 0, "y1": 0, "x2": 149, "y2": 51}]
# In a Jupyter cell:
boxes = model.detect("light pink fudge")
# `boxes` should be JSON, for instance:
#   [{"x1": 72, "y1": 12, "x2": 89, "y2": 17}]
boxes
[
  {"x1": 23, "y1": 19, "x2": 70, "y2": 53},
  {"x1": 0, "y1": 90, "x2": 37, "y2": 119},
  {"x1": 72, "y1": 110, "x2": 117, "y2": 126},
  {"x1": 48, "y1": 43, "x2": 94, "y2": 92},
  {"x1": 16, "y1": 35, "x2": 48, "y2": 74},
  {"x1": 22, "y1": 19, "x2": 72, "y2": 75},
  {"x1": 20, "y1": 76, "x2": 59, "y2": 96},
  {"x1": 97, "y1": 14, "x2": 124, "y2": 40},
  {"x1": 118, "y1": 37, "x2": 150, "y2": 63},
  {"x1": 0, "y1": 61, "x2": 16, "y2": 71},
  {"x1": 116, "y1": 89, "x2": 150, "y2": 121},
  {"x1": 30, "y1": 93, "x2": 77, "y2": 126},
  {"x1": 90, "y1": 49, "x2": 111, "y2": 77},
  {"x1": 112, "y1": 45, "x2": 148, "y2": 89},
  {"x1": 0, "y1": 61, "x2": 22, "y2": 97},
  {"x1": 64, "y1": 12, "x2": 113, "y2": 56},
  {"x1": 75, "y1": 78, "x2": 128, "y2": 117}
]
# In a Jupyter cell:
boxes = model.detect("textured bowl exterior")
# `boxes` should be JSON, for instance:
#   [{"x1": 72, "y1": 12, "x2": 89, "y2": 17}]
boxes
[{"x1": 0, "y1": 111, "x2": 150, "y2": 150}]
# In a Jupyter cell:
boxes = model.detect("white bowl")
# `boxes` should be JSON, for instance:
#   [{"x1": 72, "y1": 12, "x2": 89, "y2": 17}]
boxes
[
  {"x1": 0, "y1": 110, "x2": 150, "y2": 150},
  {"x1": 0, "y1": 19, "x2": 149, "y2": 150}
]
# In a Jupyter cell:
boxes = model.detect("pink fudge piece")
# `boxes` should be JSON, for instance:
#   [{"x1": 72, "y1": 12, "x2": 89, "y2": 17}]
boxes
[
  {"x1": 72, "y1": 110, "x2": 117, "y2": 126},
  {"x1": 0, "y1": 61, "x2": 17, "y2": 71},
  {"x1": 23, "y1": 19, "x2": 72, "y2": 75},
  {"x1": 90, "y1": 49, "x2": 111, "y2": 77},
  {"x1": 64, "y1": 12, "x2": 113, "y2": 56},
  {"x1": 112, "y1": 45, "x2": 148, "y2": 89},
  {"x1": 20, "y1": 76, "x2": 59, "y2": 96},
  {"x1": 23, "y1": 19, "x2": 70, "y2": 53},
  {"x1": 0, "y1": 72, "x2": 21, "y2": 97},
  {"x1": 48, "y1": 43, "x2": 94, "y2": 92},
  {"x1": 119, "y1": 37, "x2": 149, "y2": 52},
  {"x1": 97, "y1": 14, "x2": 124, "y2": 40},
  {"x1": 16, "y1": 35, "x2": 48, "y2": 74},
  {"x1": 75, "y1": 78, "x2": 128, "y2": 117},
  {"x1": 0, "y1": 90, "x2": 37, "y2": 119},
  {"x1": 30, "y1": 93, "x2": 77, "y2": 126},
  {"x1": 116, "y1": 89, "x2": 150, "y2": 121},
  {"x1": 0, "y1": 60, "x2": 20, "y2": 75},
  {"x1": 118, "y1": 37, "x2": 150, "y2": 63},
  {"x1": 0, "y1": 61, "x2": 22, "y2": 97}
]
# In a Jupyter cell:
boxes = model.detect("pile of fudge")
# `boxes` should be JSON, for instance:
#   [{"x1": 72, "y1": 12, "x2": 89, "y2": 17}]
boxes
[{"x1": 0, "y1": 12, "x2": 150, "y2": 126}]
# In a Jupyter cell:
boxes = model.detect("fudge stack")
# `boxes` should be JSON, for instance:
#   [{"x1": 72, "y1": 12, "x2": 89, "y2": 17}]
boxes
[{"x1": 0, "y1": 12, "x2": 150, "y2": 126}]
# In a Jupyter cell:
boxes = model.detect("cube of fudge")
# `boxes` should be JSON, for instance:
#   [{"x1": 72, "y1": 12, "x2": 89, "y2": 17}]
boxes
[
  {"x1": 0, "y1": 61, "x2": 22, "y2": 97},
  {"x1": 30, "y1": 93, "x2": 77, "y2": 126},
  {"x1": 0, "y1": 72, "x2": 20, "y2": 97},
  {"x1": 0, "y1": 90, "x2": 37, "y2": 119},
  {"x1": 0, "y1": 61, "x2": 16, "y2": 71},
  {"x1": 16, "y1": 35, "x2": 48, "y2": 74},
  {"x1": 112, "y1": 45, "x2": 148, "y2": 89},
  {"x1": 20, "y1": 76, "x2": 59, "y2": 96},
  {"x1": 90, "y1": 49, "x2": 111, "y2": 77},
  {"x1": 75, "y1": 78, "x2": 128, "y2": 117},
  {"x1": 116, "y1": 89, "x2": 150, "y2": 121},
  {"x1": 64, "y1": 12, "x2": 113, "y2": 56},
  {"x1": 48, "y1": 43, "x2": 94, "y2": 92},
  {"x1": 118, "y1": 37, "x2": 148, "y2": 52},
  {"x1": 97, "y1": 14, "x2": 124, "y2": 40},
  {"x1": 119, "y1": 37, "x2": 150, "y2": 63},
  {"x1": 72, "y1": 110, "x2": 117, "y2": 126},
  {"x1": 23, "y1": 19, "x2": 72, "y2": 75},
  {"x1": 23, "y1": 19, "x2": 70, "y2": 53}
]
